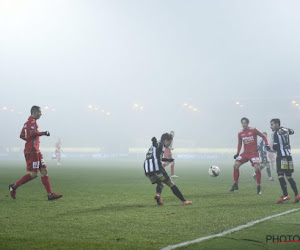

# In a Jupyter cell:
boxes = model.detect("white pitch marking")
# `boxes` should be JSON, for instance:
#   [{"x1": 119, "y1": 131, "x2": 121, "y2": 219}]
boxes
[{"x1": 161, "y1": 208, "x2": 300, "y2": 250}]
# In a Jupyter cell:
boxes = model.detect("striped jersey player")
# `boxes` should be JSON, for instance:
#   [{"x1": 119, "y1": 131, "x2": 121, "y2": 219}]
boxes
[
  {"x1": 253, "y1": 132, "x2": 274, "y2": 181},
  {"x1": 270, "y1": 118, "x2": 300, "y2": 203},
  {"x1": 144, "y1": 133, "x2": 192, "y2": 206}
]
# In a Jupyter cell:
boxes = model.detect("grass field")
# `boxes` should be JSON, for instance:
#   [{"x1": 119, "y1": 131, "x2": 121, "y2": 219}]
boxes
[{"x1": 1, "y1": 159, "x2": 300, "y2": 249}]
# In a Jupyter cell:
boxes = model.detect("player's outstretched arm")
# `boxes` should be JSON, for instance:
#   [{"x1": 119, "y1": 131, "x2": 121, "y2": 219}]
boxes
[
  {"x1": 30, "y1": 130, "x2": 50, "y2": 137},
  {"x1": 255, "y1": 128, "x2": 269, "y2": 146}
]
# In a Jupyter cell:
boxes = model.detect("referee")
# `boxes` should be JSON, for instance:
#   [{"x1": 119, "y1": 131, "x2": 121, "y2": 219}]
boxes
[{"x1": 270, "y1": 119, "x2": 300, "y2": 203}]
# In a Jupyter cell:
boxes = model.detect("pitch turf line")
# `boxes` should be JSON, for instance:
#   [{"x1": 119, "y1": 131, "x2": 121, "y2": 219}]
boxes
[{"x1": 161, "y1": 208, "x2": 300, "y2": 250}]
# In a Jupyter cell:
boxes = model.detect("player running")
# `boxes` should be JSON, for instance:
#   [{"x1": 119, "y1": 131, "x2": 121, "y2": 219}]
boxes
[
  {"x1": 270, "y1": 119, "x2": 300, "y2": 203},
  {"x1": 52, "y1": 138, "x2": 62, "y2": 166},
  {"x1": 230, "y1": 117, "x2": 270, "y2": 194},
  {"x1": 9, "y1": 106, "x2": 63, "y2": 201},
  {"x1": 253, "y1": 132, "x2": 274, "y2": 181},
  {"x1": 162, "y1": 131, "x2": 178, "y2": 177},
  {"x1": 143, "y1": 133, "x2": 192, "y2": 206}
]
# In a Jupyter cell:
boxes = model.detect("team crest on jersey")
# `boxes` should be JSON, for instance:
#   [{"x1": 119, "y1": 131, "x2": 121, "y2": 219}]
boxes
[{"x1": 30, "y1": 125, "x2": 35, "y2": 130}]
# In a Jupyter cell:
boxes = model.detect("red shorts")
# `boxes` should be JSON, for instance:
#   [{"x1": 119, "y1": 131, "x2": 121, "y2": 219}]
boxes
[
  {"x1": 24, "y1": 152, "x2": 47, "y2": 172},
  {"x1": 235, "y1": 152, "x2": 260, "y2": 166},
  {"x1": 164, "y1": 148, "x2": 172, "y2": 158},
  {"x1": 162, "y1": 148, "x2": 174, "y2": 167}
]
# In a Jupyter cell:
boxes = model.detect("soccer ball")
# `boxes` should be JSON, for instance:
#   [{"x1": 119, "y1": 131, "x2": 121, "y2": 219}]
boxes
[{"x1": 208, "y1": 166, "x2": 220, "y2": 177}]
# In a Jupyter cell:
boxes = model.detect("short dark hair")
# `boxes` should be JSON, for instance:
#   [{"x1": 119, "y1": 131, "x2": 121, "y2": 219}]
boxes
[
  {"x1": 161, "y1": 133, "x2": 173, "y2": 142},
  {"x1": 241, "y1": 117, "x2": 249, "y2": 124},
  {"x1": 31, "y1": 106, "x2": 40, "y2": 114},
  {"x1": 270, "y1": 118, "x2": 280, "y2": 126}
]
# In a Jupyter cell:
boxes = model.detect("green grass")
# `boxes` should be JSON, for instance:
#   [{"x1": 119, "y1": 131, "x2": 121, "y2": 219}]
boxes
[{"x1": 0, "y1": 160, "x2": 300, "y2": 249}]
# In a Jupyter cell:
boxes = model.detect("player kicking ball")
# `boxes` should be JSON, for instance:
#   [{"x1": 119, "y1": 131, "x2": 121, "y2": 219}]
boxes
[
  {"x1": 143, "y1": 133, "x2": 192, "y2": 206},
  {"x1": 270, "y1": 119, "x2": 300, "y2": 204},
  {"x1": 9, "y1": 106, "x2": 63, "y2": 201},
  {"x1": 230, "y1": 117, "x2": 270, "y2": 195}
]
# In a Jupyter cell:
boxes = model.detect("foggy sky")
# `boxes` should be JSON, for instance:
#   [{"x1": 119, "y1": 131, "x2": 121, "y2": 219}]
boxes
[{"x1": 1, "y1": 0, "x2": 300, "y2": 151}]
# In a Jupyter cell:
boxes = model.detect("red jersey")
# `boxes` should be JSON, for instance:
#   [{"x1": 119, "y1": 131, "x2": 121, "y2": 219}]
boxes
[
  {"x1": 237, "y1": 127, "x2": 268, "y2": 154},
  {"x1": 20, "y1": 116, "x2": 45, "y2": 152}
]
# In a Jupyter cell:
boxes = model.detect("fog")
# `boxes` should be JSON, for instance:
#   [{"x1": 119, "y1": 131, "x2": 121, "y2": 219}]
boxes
[{"x1": 1, "y1": 0, "x2": 300, "y2": 153}]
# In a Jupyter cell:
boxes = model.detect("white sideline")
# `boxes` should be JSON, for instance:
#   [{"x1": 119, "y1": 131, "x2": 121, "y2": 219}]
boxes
[{"x1": 161, "y1": 208, "x2": 300, "y2": 250}]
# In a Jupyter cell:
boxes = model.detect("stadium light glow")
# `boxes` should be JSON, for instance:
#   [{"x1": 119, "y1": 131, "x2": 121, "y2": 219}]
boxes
[
  {"x1": 132, "y1": 103, "x2": 144, "y2": 112},
  {"x1": 45, "y1": 106, "x2": 49, "y2": 110},
  {"x1": 296, "y1": 104, "x2": 299, "y2": 107},
  {"x1": 88, "y1": 105, "x2": 93, "y2": 109},
  {"x1": 193, "y1": 108, "x2": 197, "y2": 111},
  {"x1": 292, "y1": 101, "x2": 296, "y2": 104},
  {"x1": 236, "y1": 101, "x2": 240, "y2": 105},
  {"x1": 106, "y1": 112, "x2": 110, "y2": 116},
  {"x1": 183, "y1": 103, "x2": 188, "y2": 106},
  {"x1": 3, "y1": 106, "x2": 7, "y2": 110}
]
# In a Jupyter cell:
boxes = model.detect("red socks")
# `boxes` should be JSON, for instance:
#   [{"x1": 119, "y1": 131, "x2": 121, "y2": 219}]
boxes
[
  {"x1": 41, "y1": 176, "x2": 53, "y2": 195},
  {"x1": 13, "y1": 174, "x2": 53, "y2": 195},
  {"x1": 234, "y1": 169, "x2": 239, "y2": 184},
  {"x1": 13, "y1": 174, "x2": 33, "y2": 189},
  {"x1": 171, "y1": 164, "x2": 174, "y2": 176},
  {"x1": 256, "y1": 170, "x2": 261, "y2": 186}
]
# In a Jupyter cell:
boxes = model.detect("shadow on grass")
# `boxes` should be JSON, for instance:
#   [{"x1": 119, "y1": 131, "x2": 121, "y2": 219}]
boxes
[{"x1": 57, "y1": 203, "x2": 150, "y2": 216}]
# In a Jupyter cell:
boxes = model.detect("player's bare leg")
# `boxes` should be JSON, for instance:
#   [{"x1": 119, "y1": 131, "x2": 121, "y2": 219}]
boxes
[
  {"x1": 254, "y1": 164, "x2": 262, "y2": 194},
  {"x1": 230, "y1": 162, "x2": 241, "y2": 192},
  {"x1": 57, "y1": 153, "x2": 61, "y2": 166},
  {"x1": 164, "y1": 179, "x2": 192, "y2": 205},
  {"x1": 40, "y1": 168, "x2": 63, "y2": 201}
]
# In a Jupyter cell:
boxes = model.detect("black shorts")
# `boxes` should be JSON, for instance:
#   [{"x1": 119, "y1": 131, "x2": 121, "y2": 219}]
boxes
[
  {"x1": 277, "y1": 156, "x2": 294, "y2": 176},
  {"x1": 146, "y1": 167, "x2": 170, "y2": 184}
]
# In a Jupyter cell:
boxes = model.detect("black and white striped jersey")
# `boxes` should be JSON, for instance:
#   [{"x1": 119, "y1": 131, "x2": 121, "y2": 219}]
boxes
[
  {"x1": 144, "y1": 141, "x2": 164, "y2": 175},
  {"x1": 272, "y1": 127, "x2": 294, "y2": 157},
  {"x1": 258, "y1": 139, "x2": 267, "y2": 158}
]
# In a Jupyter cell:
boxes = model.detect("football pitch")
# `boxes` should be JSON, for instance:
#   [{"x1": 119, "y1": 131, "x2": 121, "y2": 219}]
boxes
[{"x1": 1, "y1": 160, "x2": 300, "y2": 250}]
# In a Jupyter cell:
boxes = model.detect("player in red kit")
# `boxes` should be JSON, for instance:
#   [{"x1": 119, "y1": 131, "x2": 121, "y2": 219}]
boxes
[
  {"x1": 52, "y1": 138, "x2": 62, "y2": 166},
  {"x1": 9, "y1": 106, "x2": 63, "y2": 201},
  {"x1": 162, "y1": 131, "x2": 177, "y2": 177},
  {"x1": 230, "y1": 117, "x2": 270, "y2": 194}
]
